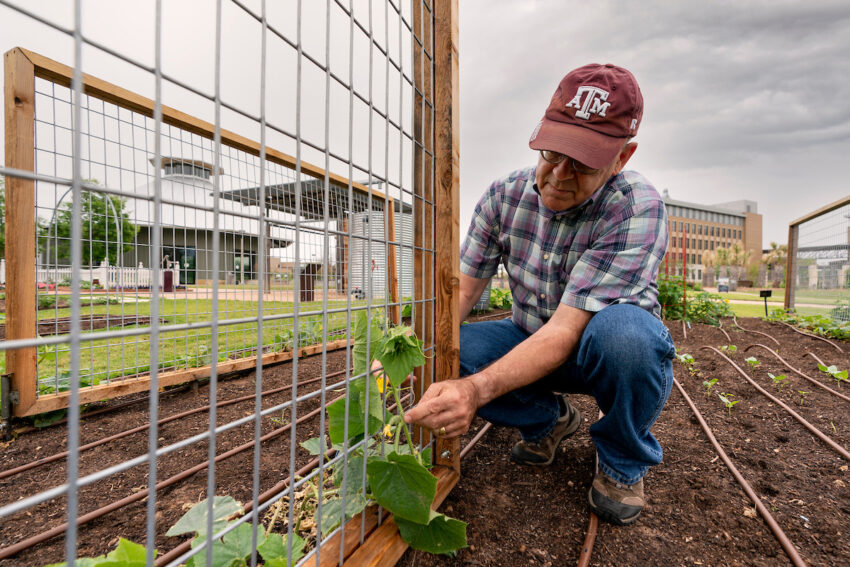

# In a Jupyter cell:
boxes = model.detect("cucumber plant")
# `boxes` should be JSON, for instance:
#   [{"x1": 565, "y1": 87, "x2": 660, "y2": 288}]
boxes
[
  {"x1": 300, "y1": 310, "x2": 466, "y2": 555},
  {"x1": 718, "y1": 392, "x2": 740, "y2": 416},
  {"x1": 817, "y1": 363, "x2": 848, "y2": 387}
]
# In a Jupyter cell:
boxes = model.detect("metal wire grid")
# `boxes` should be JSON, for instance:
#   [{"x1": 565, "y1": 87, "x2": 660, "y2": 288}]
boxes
[
  {"x1": 0, "y1": 0, "x2": 437, "y2": 565},
  {"x1": 790, "y1": 202, "x2": 850, "y2": 320}
]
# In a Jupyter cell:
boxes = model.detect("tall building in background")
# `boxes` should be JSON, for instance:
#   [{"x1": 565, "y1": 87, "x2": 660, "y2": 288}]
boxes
[{"x1": 662, "y1": 190, "x2": 763, "y2": 283}]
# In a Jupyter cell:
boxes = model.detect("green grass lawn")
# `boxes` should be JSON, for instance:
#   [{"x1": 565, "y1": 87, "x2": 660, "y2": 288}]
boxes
[{"x1": 7, "y1": 296, "x2": 395, "y2": 394}]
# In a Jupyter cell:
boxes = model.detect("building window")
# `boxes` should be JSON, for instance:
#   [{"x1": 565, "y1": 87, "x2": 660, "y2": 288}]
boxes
[{"x1": 710, "y1": 226, "x2": 715, "y2": 236}]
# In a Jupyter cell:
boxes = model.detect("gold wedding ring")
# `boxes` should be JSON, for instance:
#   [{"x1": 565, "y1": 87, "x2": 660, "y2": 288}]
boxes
[{"x1": 438, "y1": 426, "x2": 447, "y2": 437}]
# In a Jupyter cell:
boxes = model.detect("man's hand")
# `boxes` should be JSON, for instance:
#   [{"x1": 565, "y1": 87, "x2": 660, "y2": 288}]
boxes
[{"x1": 403, "y1": 378, "x2": 482, "y2": 438}]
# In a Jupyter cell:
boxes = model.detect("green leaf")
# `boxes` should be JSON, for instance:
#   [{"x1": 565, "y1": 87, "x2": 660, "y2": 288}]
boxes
[
  {"x1": 818, "y1": 363, "x2": 829, "y2": 372},
  {"x1": 333, "y1": 454, "x2": 365, "y2": 496},
  {"x1": 396, "y1": 511, "x2": 467, "y2": 555},
  {"x1": 836, "y1": 370, "x2": 848, "y2": 380},
  {"x1": 166, "y1": 496, "x2": 243, "y2": 537},
  {"x1": 827, "y1": 365, "x2": 839, "y2": 374},
  {"x1": 222, "y1": 522, "x2": 266, "y2": 561},
  {"x1": 97, "y1": 538, "x2": 150, "y2": 566},
  {"x1": 359, "y1": 374, "x2": 385, "y2": 434},
  {"x1": 258, "y1": 532, "x2": 307, "y2": 565},
  {"x1": 300, "y1": 436, "x2": 328, "y2": 456},
  {"x1": 320, "y1": 493, "x2": 369, "y2": 536},
  {"x1": 353, "y1": 311, "x2": 384, "y2": 378},
  {"x1": 327, "y1": 388, "x2": 365, "y2": 445},
  {"x1": 367, "y1": 452, "x2": 436, "y2": 524},
  {"x1": 187, "y1": 536, "x2": 244, "y2": 567},
  {"x1": 32, "y1": 409, "x2": 68, "y2": 428},
  {"x1": 375, "y1": 329, "x2": 426, "y2": 388}
]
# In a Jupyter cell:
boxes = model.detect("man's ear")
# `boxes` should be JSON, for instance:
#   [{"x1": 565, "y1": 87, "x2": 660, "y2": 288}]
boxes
[{"x1": 613, "y1": 142, "x2": 638, "y2": 175}]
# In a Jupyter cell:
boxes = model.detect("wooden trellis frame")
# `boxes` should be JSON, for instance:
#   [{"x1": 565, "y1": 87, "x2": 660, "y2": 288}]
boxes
[
  {"x1": 784, "y1": 195, "x2": 850, "y2": 311},
  {"x1": 2, "y1": 47, "x2": 401, "y2": 418}
]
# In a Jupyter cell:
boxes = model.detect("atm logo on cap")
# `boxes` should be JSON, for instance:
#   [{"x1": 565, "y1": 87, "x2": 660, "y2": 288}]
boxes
[{"x1": 565, "y1": 86, "x2": 611, "y2": 120}]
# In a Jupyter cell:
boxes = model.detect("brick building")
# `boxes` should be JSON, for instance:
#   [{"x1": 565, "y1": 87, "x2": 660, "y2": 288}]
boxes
[{"x1": 662, "y1": 190, "x2": 763, "y2": 283}]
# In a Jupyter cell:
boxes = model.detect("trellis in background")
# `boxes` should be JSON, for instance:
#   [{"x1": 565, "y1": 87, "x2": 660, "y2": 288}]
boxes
[
  {"x1": 784, "y1": 195, "x2": 850, "y2": 321},
  {"x1": 0, "y1": 0, "x2": 460, "y2": 565}
]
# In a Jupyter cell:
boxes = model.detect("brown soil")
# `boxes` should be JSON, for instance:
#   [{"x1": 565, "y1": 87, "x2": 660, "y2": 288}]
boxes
[
  {"x1": 398, "y1": 317, "x2": 850, "y2": 566},
  {"x1": 1, "y1": 316, "x2": 849, "y2": 566},
  {"x1": 0, "y1": 350, "x2": 350, "y2": 567}
]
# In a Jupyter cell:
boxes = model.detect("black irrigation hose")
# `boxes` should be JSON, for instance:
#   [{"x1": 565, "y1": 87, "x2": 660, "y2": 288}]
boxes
[
  {"x1": 743, "y1": 344, "x2": 850, "y2": 405},
  {"x1": 0, "y1": 371, "x2": 342, "y2": 481},
  {"x1": 702, "y1": 346, "x2": 850, "y2": 461},
  {"x1": 732, "y1": 316, "x2": 780, "y2": 347},
  {"x1": 673, "y1": 378, "x2": 806, "y2": 567},
  {"x1": 774, "y1": 321, "x2": 843, "y2": 353}
]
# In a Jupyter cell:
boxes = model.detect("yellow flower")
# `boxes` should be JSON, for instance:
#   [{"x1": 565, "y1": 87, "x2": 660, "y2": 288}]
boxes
[
  {"x1": 375, "y1": 374, "x2": 386, "y2": 394},
  {"x1": 724, "y1": 299, "x2": 730, "y2": 303},
  {"x1": 383, "y1": 424, "x2": 393, "y2": 438}
]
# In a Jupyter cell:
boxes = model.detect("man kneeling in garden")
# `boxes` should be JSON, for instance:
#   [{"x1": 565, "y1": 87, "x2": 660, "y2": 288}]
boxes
[{"x1": 404, "y1": 63, "x2": 675, "y2": 526}]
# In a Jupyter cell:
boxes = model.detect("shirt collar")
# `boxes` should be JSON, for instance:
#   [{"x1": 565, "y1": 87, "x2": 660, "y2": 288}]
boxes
[{"x1": 531, "y1": 176, "x2": 611, "y2": 219}]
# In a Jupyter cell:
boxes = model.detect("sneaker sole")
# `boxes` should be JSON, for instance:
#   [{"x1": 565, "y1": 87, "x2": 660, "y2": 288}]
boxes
[
  {"x1": 587, "y1": 489, "x2": 642, "y2": 526},
  {"x1": 509, "y1": 406, "x2": 582, "y2": 466}
]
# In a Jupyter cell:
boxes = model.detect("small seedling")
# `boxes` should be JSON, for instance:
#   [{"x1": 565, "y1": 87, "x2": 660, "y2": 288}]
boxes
[
  {"x1": 718, "y1": 392, "x2": 740, "y2": 416},
  {"x1": 702, "y1": 378, "x2": 718, "y2": 396},
  {"x1": 768, "y1": 373, "x2": 787, "y2": 390},
  {"x1": 676, "y1": 352, "x2": 695, "y2": 366},
  {"x1": 817, "y1": 363, "x2": 848, "y2": 387},
  {"x1": 797, "y1": 390, "x2": 810, "y2": 406},
  {"x1": 744, "y1": 356, "x2": 761, "y2": 369},
  {"x1": 720, "y1": 345, "x2": 738, "y2": 354}
]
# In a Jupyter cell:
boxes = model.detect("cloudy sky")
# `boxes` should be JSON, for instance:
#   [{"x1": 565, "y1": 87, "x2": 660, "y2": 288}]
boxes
[{"x1": 1, "y1": 0, "x2": 848, "y2": 248}]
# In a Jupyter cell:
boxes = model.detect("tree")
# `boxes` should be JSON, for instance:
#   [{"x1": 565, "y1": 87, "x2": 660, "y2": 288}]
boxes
[
  {"x1": 762, "y1": 241, "x2": 788, "y2": 286},
  {"x1": 39, "y1": 189, "x2": 138, "y2": 266}
]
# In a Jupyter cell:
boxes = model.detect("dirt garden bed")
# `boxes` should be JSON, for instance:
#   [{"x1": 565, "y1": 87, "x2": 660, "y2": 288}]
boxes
[
  {"x1": 0, "y1": 316, "x2": 848, "y2": 566},
  {"x1": 398, "y1": 317, "x2": 850, "y2": 566}
]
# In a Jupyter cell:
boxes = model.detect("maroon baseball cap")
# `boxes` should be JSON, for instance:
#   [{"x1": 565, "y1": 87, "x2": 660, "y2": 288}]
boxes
[{"x1": 529, "y1": 63, "x2": 643, "y2": 169}]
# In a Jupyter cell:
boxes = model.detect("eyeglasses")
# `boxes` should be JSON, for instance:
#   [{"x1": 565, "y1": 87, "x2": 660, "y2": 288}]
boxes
[{"x1": 539, "y1": 150, "x2": 601, "y2": 175}]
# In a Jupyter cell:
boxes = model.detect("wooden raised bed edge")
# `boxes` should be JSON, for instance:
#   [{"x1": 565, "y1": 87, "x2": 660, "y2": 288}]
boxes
[
  {"x1": 19, "y1": 339, "x2": 351, "y2": 417},
  {"x1": 316, "y1": 466, "x2": 460, "y2": 567}
]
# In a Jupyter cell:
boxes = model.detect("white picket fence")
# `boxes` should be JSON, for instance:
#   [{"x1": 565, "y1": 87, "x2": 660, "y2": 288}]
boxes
[{"x1": 0, "y1": 258, "x2": 179, "y2": 289}]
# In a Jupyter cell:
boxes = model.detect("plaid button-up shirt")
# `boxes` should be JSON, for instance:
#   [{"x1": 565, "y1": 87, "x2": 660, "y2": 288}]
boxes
[{"x1": 460, "y1": 166, "x2": 668, "y2": 334}]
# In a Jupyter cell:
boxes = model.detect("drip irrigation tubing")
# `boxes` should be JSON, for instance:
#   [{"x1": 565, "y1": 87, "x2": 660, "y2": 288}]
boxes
[
  {"x1": 774, "y1": 321, "x2": 843, "y2": 353},
  {"x1": 701, "y1": 346, "x2": 850, "y2": 461},
  {"x1": 731, "y1": 316, "x2": 780, "y2": 346},
  {"x1": 803, "y1": 351, "x2": 841, "y2": 374},
  {"x1": 681, "y1": 320, "x2": 687, "y2": 341},
  {"x1": 576, "y1": 412, "x2": 603, "y2": 567},
  {"x1": 743, "y1": 345, "x2": 850, "y2": 404},
  {"x1": 0, "y1": 371, "x2": 342, "y2": 481},
  {"x1": 459, "y1": 422, "x2": 492, "y2": 460},
  {"x1": 673, "y1": 377, "x2": 806, "y2": 566},
  {"x1": 0, "y1": 395, "x2": 339, "y2": 561},
  {"x1": 716, "y1": 320, "x2": 732, "y2": 343}
]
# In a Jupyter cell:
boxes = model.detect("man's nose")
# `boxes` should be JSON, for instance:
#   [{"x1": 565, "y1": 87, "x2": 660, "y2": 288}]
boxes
[{"x1": 552, "y1": 158, "x2": 576, "y2": 180}]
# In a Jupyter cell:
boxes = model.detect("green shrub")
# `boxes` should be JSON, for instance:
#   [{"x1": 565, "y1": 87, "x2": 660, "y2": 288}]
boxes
[{"x1": 489, "y1": 287, "x2": 512, "y2": 310}]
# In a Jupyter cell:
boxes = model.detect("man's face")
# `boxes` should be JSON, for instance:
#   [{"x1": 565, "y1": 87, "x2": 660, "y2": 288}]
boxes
[{"x1": 534, "y1": 143, "x2": 637, "y2": 211}]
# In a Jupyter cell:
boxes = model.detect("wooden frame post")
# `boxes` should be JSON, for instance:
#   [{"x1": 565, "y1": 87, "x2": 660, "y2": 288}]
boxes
[
  {"x1": 432, "y1": 0, "x2": 460, "y2": 473},
  {"x1": 4, "y1": 48, "x2": 38, "y2": 417},
  {"x1": 386, "y1": 198, "x2": 400, "y2": 324}
]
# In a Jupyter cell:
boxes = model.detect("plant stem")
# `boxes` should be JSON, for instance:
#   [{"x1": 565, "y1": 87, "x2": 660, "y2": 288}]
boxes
[{"x1": 387, "y1": 381, "x2": 417, "y2": 455}]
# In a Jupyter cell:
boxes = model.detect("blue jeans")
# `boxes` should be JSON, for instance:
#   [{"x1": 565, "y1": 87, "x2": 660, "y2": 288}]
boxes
[{"x1": 460, "y1": 304, "x2": 675, "y2": 485}]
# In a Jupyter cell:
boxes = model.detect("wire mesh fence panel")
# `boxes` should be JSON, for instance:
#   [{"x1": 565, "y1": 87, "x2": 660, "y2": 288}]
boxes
[
  {"x1": 0, "y1": 0, "x2": 458, "y2": 565},
  {"x1": 786, "y1": 197, "x2": 850, "y2": 321}
]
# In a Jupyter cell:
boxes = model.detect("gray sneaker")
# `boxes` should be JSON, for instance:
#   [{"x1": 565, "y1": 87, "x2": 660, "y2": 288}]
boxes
[
  {"x1": 510, "y1": 399, "x2": 581, "y2": 466},
  {"x1": 587, "y1": 471, "x2": 645, "y2": 525}
]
